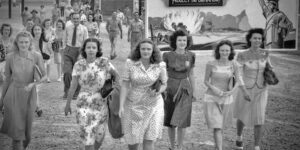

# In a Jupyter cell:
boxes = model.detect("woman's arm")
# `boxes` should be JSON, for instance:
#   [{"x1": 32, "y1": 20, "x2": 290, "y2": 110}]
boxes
[
  {"x1": 64, "y1": 75, "x2": 79, "y2": 115},
  {"x1": 119, "y1": 80, "x2": 129, "y2": 117},
  {"x1": 188, "y1": 67, "x2": 196, "y2": 98},
  {"x1": 204, "y1": 62, "x2": 224, "y2": 97},
  {"x1": 158, "y1": 62, "x2": 168, "y2": 94},
  {"x1": 0, "y1": 55, "x2": 12, "y2": 109}
]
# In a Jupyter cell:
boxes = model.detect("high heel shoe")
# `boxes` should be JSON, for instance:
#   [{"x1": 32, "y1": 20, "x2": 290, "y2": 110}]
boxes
[{"x1": 35, "y1": 107, "x2": 43, "y2": 117}]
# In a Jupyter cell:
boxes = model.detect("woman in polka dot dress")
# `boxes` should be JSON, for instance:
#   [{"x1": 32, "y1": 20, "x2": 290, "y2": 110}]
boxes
[{"x1": 119, "y1": 39, "x2": 168, "y2": 150}]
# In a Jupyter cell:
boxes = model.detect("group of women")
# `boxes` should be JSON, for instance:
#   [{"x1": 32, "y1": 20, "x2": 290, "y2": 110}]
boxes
[{"x1": 0, "y1": 20, "x2": 272, "y2": 150}]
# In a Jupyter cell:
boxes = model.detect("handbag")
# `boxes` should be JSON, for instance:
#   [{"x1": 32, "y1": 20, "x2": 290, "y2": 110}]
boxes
[
  {"x1": 150, "y1": 79, "x2": 162, "y2": 92},
  {"x1": 51, "y1": 40, "x2": 61, "y2": 53},
  {"x1": 228, "y1": 76, "x2": 236, "y2": 90},
  {"x1": 41, "y1": 52, "x2": 50, "y2": 60},
  {"x1": 263, "y1": 62, "x2": 279, "y2": 85},
  {"x1": 106, "y1": 85, "x2": 124, "y2": 139},
  {"x1": 100, "y1": 78, "x2": 114, "y2": 98}
]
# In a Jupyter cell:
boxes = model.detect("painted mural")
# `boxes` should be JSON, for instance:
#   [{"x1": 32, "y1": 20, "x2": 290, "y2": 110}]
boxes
[{"x1": 147, "y1": 0, "x2": 298, "y2": 50}]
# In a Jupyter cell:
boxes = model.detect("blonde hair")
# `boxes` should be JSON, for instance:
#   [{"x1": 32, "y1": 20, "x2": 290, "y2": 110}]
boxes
[{"x1": 12, "y1": 31, "x2": 34, "y2": 53}]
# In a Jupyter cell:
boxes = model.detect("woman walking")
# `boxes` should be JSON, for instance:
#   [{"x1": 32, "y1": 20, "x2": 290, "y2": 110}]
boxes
[
  {"x1": 0, "y1": 31, "x2": 46, "y2": 150},
  {"x1": 234, "y1": 28, "x2": 270, "y2": 150},
  {"x1": 119, "y1": 39, "x2": 168, "y2": 150},
  {"x1": 163, "y1": 30, "x2": 196, "y2": 150},
  {"x1": 65, "y1": 38, "x2": 119, "y2": 150},
  {"x1": 203, "y1": 40, "x2": 240, "y2": 150}
]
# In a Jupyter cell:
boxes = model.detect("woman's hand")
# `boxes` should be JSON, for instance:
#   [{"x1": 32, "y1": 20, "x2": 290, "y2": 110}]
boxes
[
  {"x1": 149, "y1": 89, "x2": 160, "y2": 97},
  {"x1": 223, "y1": 90, "x2": 235, "y2": 97},
  {"x1": 64, "y1": 103, "x2": 72, "y2": 116},
  {"x1": 118, "y1": 106, "x2": 124, "y2": 118},
  {"x1": 24, "y1": 83, "x2": 35, "y2": 92},
  {"x1": 242, "y1": 90, "x2": 251, "y2": 102}
]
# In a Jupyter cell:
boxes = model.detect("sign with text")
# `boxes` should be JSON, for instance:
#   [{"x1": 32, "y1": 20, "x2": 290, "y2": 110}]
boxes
[{"x1": 169, "y1": 0, "x2": 223, "y2": 7}]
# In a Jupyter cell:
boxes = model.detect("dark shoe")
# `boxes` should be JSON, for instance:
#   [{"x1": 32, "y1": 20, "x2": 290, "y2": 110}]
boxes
[
  {"x1": 235, "y1": 140, "x2": 243, "y2": 150},
  {"x1": 63, "y1": 93, "x2": 68, "y2": 99},
  {"x1": 35, "y1": 108, "x2": 43, "y2": 117},
  {"x1": 72, "y1": 95, "x2": 78, "y2": 100},
  {"x1": 110, "y1": 53, "x2": 117, "y2": 60}
]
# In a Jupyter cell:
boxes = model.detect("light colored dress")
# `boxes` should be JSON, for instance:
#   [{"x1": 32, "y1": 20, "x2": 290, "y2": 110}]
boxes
[
  {"x1": 72, "y1": 57, "x2": 114, "y2": 145},
  {"x1": 121, "y1": 59, "x2": 168, "y2": 145},
  {"x1": 234, "y1": 50, "x2": 269, "y2": 127},
  {"x1": 203, "y1": 60, "x2": 238, "y2": 129},
  {"x1": 0, "y1": 51, "x2": 45, "y2": 142}
]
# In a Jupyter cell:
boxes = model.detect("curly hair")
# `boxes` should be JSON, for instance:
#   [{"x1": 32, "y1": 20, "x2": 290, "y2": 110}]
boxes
[
  {"x1": 42, "y1": 18, "x2": 52, "y2": 28},
  {"x1": 56, "y1": 19, "x2": 66, "y2": 30},
  {"x1": 12, "y1": 31, "x2": 34, "y2": 52},
  {"x1": 130, "y1": 39, "x2": 162, "y2": 64},
  {"x1": 214, "y1": 40, "x2": 235, "y2": 61},
  {"x1": 81, "y1": 38, "x2": 103, "y2": 59},
  {"x1": 87, "y1": 13, "x2": 95, "y2": 22},
  {"x1": 246, "y1": 28, "x2": 265, "y2": 48},
  {"x1": 0, "y1": 23, "x2": 13, "y2": 37},
  {"x1": 169, "y1": 30, "x2": 192, "y2": 50}
]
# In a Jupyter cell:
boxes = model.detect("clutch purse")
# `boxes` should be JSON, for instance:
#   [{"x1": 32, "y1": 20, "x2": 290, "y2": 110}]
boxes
[
  {"x1": 34, "y1": 65, "x2": 42, "y2": 81},
  {"x1": 263, "y1": 62, "x2": 279, "y2": 85},
  {"x1": 150, "y1": 79, "x2": 162, "y2": 92}
]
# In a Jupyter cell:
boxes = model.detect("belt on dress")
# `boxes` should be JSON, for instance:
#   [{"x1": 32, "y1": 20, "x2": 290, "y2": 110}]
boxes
[{"x1": 11, "y1": 81, "x2": 31, "y2": 88}]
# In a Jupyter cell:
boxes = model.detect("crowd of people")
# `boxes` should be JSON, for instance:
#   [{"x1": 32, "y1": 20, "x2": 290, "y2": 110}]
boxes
[{"x1": 0, "y1": 1, "x2": 277, "y2": 150}]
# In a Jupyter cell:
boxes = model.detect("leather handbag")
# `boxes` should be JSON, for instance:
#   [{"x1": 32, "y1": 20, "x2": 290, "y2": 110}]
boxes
[
  {"x1": 51, "y1": 40, "x2": 61, "y2": 53},
  {"x1": 100, "y1": 78, "x2": 114, "y2": 98},
  {"x1": 107, "y1": 85, "x2": 124, "y2": 139},
  {"x1": 150, "y1": 79, "x2": 162, "y2": 92},
  {"x1": 41, "y1": 52, "x2": 50, "y2": 60},
  {"x1": 263, "y1": 62, "x2": 279, "y2": 85}
]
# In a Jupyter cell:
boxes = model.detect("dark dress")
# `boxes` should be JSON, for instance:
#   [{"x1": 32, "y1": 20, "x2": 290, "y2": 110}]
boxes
[{"x1": 163, "y1": 51, "x2": 195, "y2": 128}]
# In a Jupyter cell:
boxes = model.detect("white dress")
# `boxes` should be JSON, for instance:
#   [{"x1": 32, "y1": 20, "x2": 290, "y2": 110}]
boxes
[{"x1": 121, "y1": 59, "x2": 168, "y2": 144}]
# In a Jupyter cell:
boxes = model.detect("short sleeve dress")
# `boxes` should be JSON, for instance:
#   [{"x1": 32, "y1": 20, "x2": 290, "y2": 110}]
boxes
[
  {"x1": 163, "y1": 51, "x2": 195, "y2": 128},
  {"x1": 72, "y1": 57, "x2": 114, "y2": 145},
  {"x1": 121, "y1": 59, "x2": 168, "y2": 145},
  {"x1": 1, "y1": 51, "x2": 45, "y2": 143},
  {"x1": 233, "y1": 50, "x2": 269, "y2": 127}
]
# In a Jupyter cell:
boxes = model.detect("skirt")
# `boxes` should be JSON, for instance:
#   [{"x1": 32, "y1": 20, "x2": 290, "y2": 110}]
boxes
[
  {"x1": 164, "y1": 77, "x2": 192, "y2": 128},
  {"x1": 203, "y1": 94, "x2": 234, "y2": 129},
  {"x1": 233, "y1": 86, "x2": 268, "y2": 127},
  {"x1": 0, "y1": 82, "x2": 37, "y2": 141}
]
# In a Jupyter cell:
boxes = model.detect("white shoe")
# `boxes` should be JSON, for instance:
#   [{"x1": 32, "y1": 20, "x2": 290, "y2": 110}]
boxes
[
  {"x1": 57, "y1": 78, "x2": 61, "y2": 82},
  {"x1": 47, "y1": 78, "x2": 51, "y2": 83}
]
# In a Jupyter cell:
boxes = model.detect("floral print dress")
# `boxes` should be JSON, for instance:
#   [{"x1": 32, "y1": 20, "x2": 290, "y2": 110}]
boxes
[{"x1": 72, "y1": 57, "x2": 114, "y2": 145}]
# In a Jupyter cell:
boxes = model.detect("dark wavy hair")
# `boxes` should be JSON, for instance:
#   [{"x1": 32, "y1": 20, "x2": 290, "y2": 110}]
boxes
[
  {"x1": 169, "y1": 30, "x2": 192, "y2": 50},
  {"x1": 87, "y1": 13, "x2": 95, "y2": 22},
  {"x1": 31, "y1": 24, "x2": 48, "y2": 52},
  {"x1": 0, "y1": 23, "x2": 13, "y2": 37},
  {"x1": 56, "y1": 19, "x2": 65, "y2": 30},
  {"x1": 214, "y1": 40, "x2": 235, "y2": 60},
  {"x1": 42, "y1": 18, "x2": 52, "y2": 28},
  {"x1": 130, "y1": 39, "x2": 162, "y2": 64},
  {"x1": 81, "y1": 38, "x2": 103, "y2": 59},
  {"x1": 246, "y1": 28, "x2": 265, "y2": 48}
]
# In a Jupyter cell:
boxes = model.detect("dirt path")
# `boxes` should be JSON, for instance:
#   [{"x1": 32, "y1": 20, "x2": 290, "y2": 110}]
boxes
[{"x1": 1, "y1": 3, "x2": 300, "y2": 150}]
